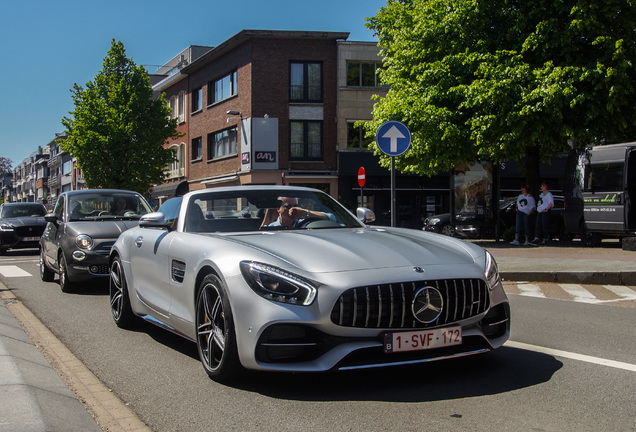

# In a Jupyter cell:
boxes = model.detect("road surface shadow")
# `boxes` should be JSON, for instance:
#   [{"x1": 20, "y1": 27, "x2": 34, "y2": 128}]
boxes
[{"x1": 232, "y1": 346, "x2": 562, "y2": 402}]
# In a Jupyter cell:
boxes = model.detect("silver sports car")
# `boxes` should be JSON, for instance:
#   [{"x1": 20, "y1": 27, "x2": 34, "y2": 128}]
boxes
[{"x1": 109, "y1": 186, "x2": 510, "y2": 382}]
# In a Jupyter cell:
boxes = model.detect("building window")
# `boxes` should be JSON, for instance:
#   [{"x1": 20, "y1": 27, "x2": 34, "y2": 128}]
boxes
[
  {"x1": 192, "y1": 87, "x2": 202, "y2": 112},
  {"x1": 209, "y1": 71, "x2": 237, "y2": 105},
  {"x1": 347, "y1": 122, "x2": 372, "y2": 149},
  {"x1": 168, "y1": 144, "x2": 185, "y2": 178},
  {"x1": 177, "y1": 92, "x2": 185, "y2": 123},
  {"x1": 169, "y1": 96, "x2": 177, "y2": 119},
  {"x1": 208, "y1": 127, "x2": 238, "y2": 160},
  {"x1": 191, "y1": 137, "x2": 202, "y2": 161},
  {"x1": 347, "y1": 62, "x2": 383, "y2": 87},
  {"x1": 290, "y1": 121, "x2": 322, "y2": 160},
  {"x1": 290, "y1": 62, "x2": 322, "y2": 102}
]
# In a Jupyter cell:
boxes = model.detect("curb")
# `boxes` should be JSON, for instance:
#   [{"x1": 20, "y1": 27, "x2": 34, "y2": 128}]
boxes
[
  {"x1": 0, "y1": 286, "x2": 152, "y2": 432},
  {"x1": 501, "y1": 271, "x2": 636, "y2": 285}
]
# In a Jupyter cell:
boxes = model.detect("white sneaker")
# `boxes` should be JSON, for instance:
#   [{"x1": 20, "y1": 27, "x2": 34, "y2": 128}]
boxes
[
  {"x1": 523, "y1": 240, "x2": 530, "y2": 246},
  {"x1": 510, "y1": 239, "x2": 520, "y2": 245}
]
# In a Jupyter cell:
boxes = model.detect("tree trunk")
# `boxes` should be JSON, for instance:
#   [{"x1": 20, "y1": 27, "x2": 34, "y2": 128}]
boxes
[{"x1": 525, "y1": 145, "x2": 541, "y2": 198}]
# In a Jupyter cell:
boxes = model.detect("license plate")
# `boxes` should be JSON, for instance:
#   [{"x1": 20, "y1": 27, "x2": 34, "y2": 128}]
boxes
[
  {"x1": 22, "y1": 236, "x2": 40, "y2": 242},
  {"x1": 384, "y1": 326, "x2": 462, "y2": 353}
]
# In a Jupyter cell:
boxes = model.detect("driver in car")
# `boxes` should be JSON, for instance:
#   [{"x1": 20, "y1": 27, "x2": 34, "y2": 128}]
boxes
[
  {"x1": 112, "y1": 198, "x2": 131, "y2": 215},
  {"x1": 266, "y1": 197, "x2": 329, "y2": 228}
]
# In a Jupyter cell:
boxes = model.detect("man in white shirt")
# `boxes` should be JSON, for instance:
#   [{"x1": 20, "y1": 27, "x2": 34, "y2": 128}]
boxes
[
  {"x1": 531, "y1": 182, "x2": 554, "y2": 245},
  {"x1": 510, "y1": 184, "x2": 536, "y2": 246}
]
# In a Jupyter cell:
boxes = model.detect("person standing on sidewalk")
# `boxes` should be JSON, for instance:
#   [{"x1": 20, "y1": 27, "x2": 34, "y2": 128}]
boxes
[
  {"x1": 510, "y1": 184, "x2": 536, "y2": 246},
  {"x1": 531, "y1": 182, "x2": 554, "y2": 245}
]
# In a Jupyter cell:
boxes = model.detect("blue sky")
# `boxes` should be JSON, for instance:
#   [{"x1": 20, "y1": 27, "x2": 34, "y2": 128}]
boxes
[{"x1": 0, "y1": 0, "x2": 385, "y2": 167}]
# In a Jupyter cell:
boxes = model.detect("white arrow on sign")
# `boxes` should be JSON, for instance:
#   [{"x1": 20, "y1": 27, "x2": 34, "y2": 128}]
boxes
[{"x1": 382, "y1": 125, "x2": 406, "y2": 153}]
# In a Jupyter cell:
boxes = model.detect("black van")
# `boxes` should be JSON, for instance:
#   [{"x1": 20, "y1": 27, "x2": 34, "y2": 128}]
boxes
[{"x1": 564, "y1": 142, "x2": 636, "y2": 246}]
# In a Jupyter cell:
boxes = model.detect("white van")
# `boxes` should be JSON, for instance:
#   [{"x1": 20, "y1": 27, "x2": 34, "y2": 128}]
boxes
[{"x1": 565, "y1": 142, "x2": 636, "y2": 246}]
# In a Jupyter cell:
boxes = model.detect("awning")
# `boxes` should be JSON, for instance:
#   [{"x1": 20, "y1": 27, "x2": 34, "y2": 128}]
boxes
[{"x1": 149, "y1": 181, "x2": 189, "y2": 199}]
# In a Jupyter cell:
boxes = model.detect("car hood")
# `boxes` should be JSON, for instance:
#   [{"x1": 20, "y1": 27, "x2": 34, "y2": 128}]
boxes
[
  {"x1": 2, "y1": 217, "x2": 47, "y2": 227},
  {"x1": 66, "y1": 220, "x2": 139, "y2": 238},
  {"x1": 223, "y1": 227, "x2": 482, "y2": 273}
]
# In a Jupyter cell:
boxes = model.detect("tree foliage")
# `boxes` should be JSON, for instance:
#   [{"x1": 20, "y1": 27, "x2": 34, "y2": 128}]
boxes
[
  {"x1": 0, "y1": 157, "x2": 12, "y2": 174},
  {"x1": 61, "y1": 39, "x2": 179, "y2": 193},
  {"x1": 365, "y1": 0, "x2": 636, "y2": 187}
]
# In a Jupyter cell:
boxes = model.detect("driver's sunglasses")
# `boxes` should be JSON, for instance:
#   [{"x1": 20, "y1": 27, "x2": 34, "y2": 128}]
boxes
[{"x1": 282, "y1": 203, "x2": 295, "y2": 209}]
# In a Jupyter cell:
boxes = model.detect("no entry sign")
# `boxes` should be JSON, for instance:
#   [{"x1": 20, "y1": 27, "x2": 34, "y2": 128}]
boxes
[{"x1": 358, "y1": 167, "x2": 366, "y2": 188}]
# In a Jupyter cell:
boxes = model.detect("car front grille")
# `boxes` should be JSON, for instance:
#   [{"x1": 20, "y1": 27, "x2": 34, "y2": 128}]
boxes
[
  {"x1": 330, "y1": 278, "x2": 490, "y2": 329},
  {"x1": 94, "y1": 242, "x2": 115, "y2": 255},
  {"x1": 15, "y1": 226, "x2": 45, "y2": 237}
]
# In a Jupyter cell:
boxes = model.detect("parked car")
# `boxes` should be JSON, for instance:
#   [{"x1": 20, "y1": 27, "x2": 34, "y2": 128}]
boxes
[
  {"x1": 564, "y1": 142, "x2": 636, "y2": 246},
  {"x1": 108, "y1": 186, "x2": 510, "y2": 382},
  {"x1": 40, "y1": 189, "x2": 152, "y2": 292},
  {"x1": 424, "y1": 196, "x2": 571, "y2": 241},
  {"x1": 0, "y1": 202, "x2": 48, "y2": 254}
]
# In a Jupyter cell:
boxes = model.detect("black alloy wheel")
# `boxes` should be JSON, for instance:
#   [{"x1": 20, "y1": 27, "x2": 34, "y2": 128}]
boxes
[
  {"x1": 58, "y1": 253, "x2": 74, "y2": 293},
  {"x1": 109, "y1": 256, "x2": 135, "y2": 328},
  {"x1": 440, "y1": 223, "x2": 455, "y2": 236},
  {"x1": 196, "y1": 274, "x2": 241, "y2": 382},
  {"x1": 39, "y1": 248, "x2": 55, "y2": 282}
]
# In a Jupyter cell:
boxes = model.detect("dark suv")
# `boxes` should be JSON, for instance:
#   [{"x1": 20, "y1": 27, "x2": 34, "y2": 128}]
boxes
[{"x1": 0, "y1": 202, "x2": 47, "y2": 254}]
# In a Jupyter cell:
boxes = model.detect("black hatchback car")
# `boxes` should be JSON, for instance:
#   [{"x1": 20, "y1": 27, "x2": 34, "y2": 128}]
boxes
[
  {"x1": 424, "y1": 196, "x2": 571, "y2": 241},
  {"x1": 39, "y1": 189, "x2": 152, "y2": 292},
  {"x1": 0, "y1": 202, "x2": 48, "y2": 254}
]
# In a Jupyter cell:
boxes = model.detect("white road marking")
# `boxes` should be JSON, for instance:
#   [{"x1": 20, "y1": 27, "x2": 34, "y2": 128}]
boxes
[
  {"x1": 603, "y1": 285, "x2": 636, "y2": 301},
  {"x1": 0, "y1": 265, "x2": 32, "y2": 277},
  {"x1": 507, "y1": 341, "x2": 636, "y2": 372},
  {"x1": 558, "y1": 283, "x2": 600, "y2": 303},
  {"x1": 516, "y1": 283, "x2": 545, "y2": 298}
]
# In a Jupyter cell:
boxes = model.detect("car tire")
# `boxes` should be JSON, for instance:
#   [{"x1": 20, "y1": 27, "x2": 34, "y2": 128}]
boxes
[
  {"x1": 109, "y1": 256, "x2": 136, "y2": 328},
  {"x1": 196, "y1": 274, "x2": 241, "y2": 382},
  {"x1": 440, "y1": 224, "x2": 454, "y2": 236},
  {"x1": 580, "y1": 224, "x2": 602, "y2": 247},
  {"x1": 58, "y1": 253, "x2": 75, "y2": 293},
  {"x1": 39, "y1": 248, "x2": 55, "y2": 282}
]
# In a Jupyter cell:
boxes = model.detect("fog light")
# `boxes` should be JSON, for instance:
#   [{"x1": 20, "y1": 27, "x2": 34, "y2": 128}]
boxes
[
  {"x1": 72, "y1": 251, "x2": 86, "y2": 261},
  {"x1": 90, "y1": 266, "x2": 99, "y2": 273}
]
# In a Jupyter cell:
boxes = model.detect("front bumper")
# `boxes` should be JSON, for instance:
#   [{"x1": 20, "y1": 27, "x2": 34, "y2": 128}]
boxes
[
  {"x1": 66, "y1": 241, "x2": 115, "y2": 281},
  {"x1": 230, "y1": 272, "x2": 510, "y2": 373},
  {"x1": 0, "y1": 231, "x2": 43, "y2": 250}
]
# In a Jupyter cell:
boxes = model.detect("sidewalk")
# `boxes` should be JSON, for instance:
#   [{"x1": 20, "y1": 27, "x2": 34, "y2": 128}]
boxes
[
  {"x1": 0, "y1": 285, "x2": 151, "y2": 432},
  {"x1": 476, "y1": 239, "x2": 636, "y2": 285},
  {"x1": 0, "y1": 240, "x2": 633, "y2": 431}
]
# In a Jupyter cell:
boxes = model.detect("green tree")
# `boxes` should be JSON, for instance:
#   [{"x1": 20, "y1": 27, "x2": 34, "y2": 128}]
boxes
[
  {"x1": 365, "y1": 0, "x2": 636, "y2": 190},
  {"x1": 61, "y1": 39, "x2": 179, "y2": 193},
  {"x1": 0, "y1": 157, "x2": 12, "y2": 174}
]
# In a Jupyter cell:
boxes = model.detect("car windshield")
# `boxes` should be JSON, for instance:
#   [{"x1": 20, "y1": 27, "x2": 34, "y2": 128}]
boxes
[
  {"x1": 1, "y1": 204, "x2": 47, "y2": 218},
  {"x1": 68, "y1": 192, "x2": 152, "y2": 222},
  {"x1": 180, "y1": 188, "x2": 363, "y2": 233}
]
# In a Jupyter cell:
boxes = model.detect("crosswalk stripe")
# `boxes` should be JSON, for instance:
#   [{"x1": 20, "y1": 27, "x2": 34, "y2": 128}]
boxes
[
  {"x1": 517, "y1": 283, "x2": 546, "y2": 298},
  {"x1": 0, "y1": 265, "x2": 32, "y2": 277},
  {"x1": 559, "y1": 284, "x2": 599, "y2": 303},
  {"x1": 505, "y1": 282, "x2": 636, "y2": 305},
  {"x1": 603, "y1": 285, "x2": 636, "y2": 301}
]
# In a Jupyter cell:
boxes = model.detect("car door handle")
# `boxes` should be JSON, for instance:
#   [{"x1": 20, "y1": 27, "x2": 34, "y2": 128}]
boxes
[{"x1": 135, "y1": 236, "x2": 143, "y2": 248}]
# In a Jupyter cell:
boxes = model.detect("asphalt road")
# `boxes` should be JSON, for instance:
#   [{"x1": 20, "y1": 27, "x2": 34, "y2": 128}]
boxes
[{"x1": 1, "y1": 250, "x2": 635, "y2": 432}]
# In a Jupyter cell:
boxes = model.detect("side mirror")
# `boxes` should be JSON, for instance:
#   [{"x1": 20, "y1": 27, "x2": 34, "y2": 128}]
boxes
[
  {"x1": 44, "y1": 213, "x2": 58, "y2": 224},
  {"x1": 139, "y1": 212, "x2": 172, "y2": 230},
  {"x1": 356, "y1": 207, "x2": 376, "y2": 224}
]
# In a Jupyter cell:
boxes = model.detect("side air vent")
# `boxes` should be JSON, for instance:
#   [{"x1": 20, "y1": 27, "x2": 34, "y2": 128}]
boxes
[{"x1": 171, "y1": 260, "x2": 186, "y2": 283}]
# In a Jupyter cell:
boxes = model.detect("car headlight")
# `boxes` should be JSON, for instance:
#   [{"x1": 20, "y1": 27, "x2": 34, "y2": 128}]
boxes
[
  {"x1": 0, "y1": 223, "x2": 14, "y2": 231},
  {"x1": 75, "y1": 234, "x2": 93, "y2": 249},
  {"x1": 240, "y1": 261, "x2": 317, "y2": 306},
  {"x1": 484, "y1": 251, "x2": 500, "y2": 290}
]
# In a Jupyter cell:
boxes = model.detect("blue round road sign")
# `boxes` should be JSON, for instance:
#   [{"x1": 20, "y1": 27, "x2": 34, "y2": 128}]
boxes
[{"x1": 375, "y1": 121, "x2": 411, "y2": 156}]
